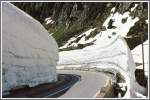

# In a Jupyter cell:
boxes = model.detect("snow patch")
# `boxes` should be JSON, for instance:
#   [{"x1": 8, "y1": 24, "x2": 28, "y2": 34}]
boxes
[
  {"x1": 111, "y1": 7, "x2": 116, "y2": 13},
  {"x1": 59, "y1": 28, "x2": 96, "y2": 49},
  {"x1": 103, "y1": 11, "x2": 139, "y2": 37},
  {"x1": 131, "y1": 4, "x2": 138, "y2": 12},
  {"x1": 146, "y1": 19, "x2": 149, "y2": 24},
  {"x1": 45, "y1": 17, "x2": 54, "y2": 24}
]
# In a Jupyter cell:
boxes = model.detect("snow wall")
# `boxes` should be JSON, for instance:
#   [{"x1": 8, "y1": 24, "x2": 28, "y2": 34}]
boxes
[
  {"x1": 2, "y1": 2, "x2": 59, "y2": 93},
  {"x1": 58, "y1": 35, "x2": 145, "y2": 98}
]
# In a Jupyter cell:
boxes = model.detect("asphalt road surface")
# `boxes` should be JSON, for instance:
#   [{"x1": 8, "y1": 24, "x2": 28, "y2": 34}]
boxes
[{"x1": 57, "y1": 70, "x2": 109, "y2": 98}]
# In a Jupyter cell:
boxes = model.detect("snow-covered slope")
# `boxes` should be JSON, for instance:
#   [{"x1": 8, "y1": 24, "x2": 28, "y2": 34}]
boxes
[
  {"x1": 59, "y1": 4, "x2": 139, "y2": 50},
  {"x1": 2, "y1": 2, "x2": 58, "y2": 94},
  {"x1": 57, "y1": 5, "x2": 147, "y2": 98}
]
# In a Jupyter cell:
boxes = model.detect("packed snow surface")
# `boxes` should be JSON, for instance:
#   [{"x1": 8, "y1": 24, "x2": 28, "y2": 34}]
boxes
[{"x1": 2, "y1": 2, "x2": 58, "y2": 93}]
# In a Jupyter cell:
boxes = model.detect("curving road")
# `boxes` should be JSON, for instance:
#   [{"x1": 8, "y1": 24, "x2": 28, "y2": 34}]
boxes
[{"x1": 56, "y1": 70, "x2": 110, "y2": 98}]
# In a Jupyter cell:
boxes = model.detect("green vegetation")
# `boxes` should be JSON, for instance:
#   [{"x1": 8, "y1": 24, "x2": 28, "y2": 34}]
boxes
[
  {"x1": 59, "y1": 42, "x2": 94, "y2": 51},
  {"x1": 85, "y1": 28, "x2": 99, "y2": 40},
  {"x1": 46, "y1": 22, "x2": 86, "y2": 47}
]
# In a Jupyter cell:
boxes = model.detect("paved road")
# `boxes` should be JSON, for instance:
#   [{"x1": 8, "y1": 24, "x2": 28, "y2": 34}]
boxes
[{"x1": 57, "y1": 70, "x2": 110, "y2": 98}]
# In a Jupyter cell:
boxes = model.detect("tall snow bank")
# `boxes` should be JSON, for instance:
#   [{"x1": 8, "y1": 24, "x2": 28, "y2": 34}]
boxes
[
  {"x1": 2, "y1": 2, "x2": 59, "y2": 93},
  {"x1": 58, "y1": 35, "x2": 145, "y2": 98}
]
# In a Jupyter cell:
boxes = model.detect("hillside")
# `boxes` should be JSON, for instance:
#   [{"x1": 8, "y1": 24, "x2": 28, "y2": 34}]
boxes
[{"x1": 13, "y1": 2, "x2": 148, "y2": 50}]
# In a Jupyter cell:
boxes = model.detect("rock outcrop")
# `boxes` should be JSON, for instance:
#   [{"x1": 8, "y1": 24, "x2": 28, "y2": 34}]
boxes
[{"x1": 2, "y1": 2, "x2": 58, "y2": 94}]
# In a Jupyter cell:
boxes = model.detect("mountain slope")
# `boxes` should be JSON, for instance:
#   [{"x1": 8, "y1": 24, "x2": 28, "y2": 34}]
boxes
[{"x1": 13, "y1": 2, "x2": 148, "y2": 49}]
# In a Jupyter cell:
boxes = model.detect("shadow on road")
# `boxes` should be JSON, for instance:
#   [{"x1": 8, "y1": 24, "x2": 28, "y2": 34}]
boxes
[{"x1": 3, "y1": 74, "x2": 81, "y2": 98}]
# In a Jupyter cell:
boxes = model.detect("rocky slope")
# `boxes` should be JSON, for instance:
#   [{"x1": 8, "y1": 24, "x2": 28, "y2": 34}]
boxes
[{"x1": 13, "y1": 2, "x2": 148, "y2": 50}]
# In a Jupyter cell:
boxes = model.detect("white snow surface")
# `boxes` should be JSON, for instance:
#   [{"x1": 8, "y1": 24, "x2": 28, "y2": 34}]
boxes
[
  {"x1": 57, "y1": 6, "x2": 147, "y2": 98},
  {"x1": 131, "y1": 4, "x2": 138, "y2": 12},
  {"x1": 2, "y1": 2, "x2": 58, "y2": 93},
  {"x1": 103, "y1": 11, "x2": 139, "y2": 37},
  {"x1": 45, "y1": 17, "x2": 55, "y2": 24}
]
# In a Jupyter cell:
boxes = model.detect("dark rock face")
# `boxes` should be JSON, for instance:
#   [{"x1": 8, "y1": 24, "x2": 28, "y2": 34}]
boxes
[
  {"x1": 13, "y1": 2, "x2": 112, "y2": 24},
  {"x1": 126, "y1": 18, "x2": 148, "y2": 49},
  {"x1": 12, "y1": 2, "x2": 113, "y2": 46},
  {"x1": 13, "y1": 2, "x2": 55, "y2": 23},
  {"x1": 13, "y1": 2, "x2": 148, "y2": 49}
]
